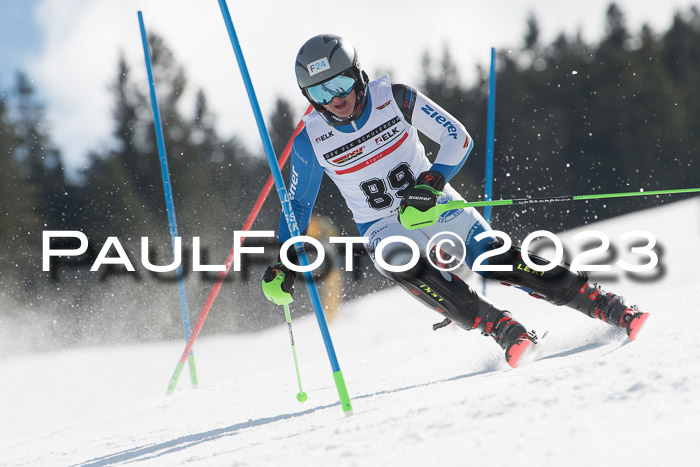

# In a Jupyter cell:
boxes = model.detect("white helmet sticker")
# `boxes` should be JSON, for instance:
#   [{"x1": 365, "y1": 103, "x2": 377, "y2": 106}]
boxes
[{"x1": 307, "y1": 57, "x2": 330, "y2": 76}]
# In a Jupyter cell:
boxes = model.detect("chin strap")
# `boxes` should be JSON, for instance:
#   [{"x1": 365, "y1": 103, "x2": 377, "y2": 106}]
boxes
[{"x1": 317, "y1": 95, "x2": 366, "y2": 127}]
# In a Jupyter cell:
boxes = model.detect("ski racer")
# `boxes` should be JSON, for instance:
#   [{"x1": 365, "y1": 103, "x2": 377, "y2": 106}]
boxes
[{"x1": 262, "y1": 34, "x2": 650, "y2": 367}]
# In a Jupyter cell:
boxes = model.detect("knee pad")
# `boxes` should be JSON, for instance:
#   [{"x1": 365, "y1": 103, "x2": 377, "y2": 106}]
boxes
[
  {"x1": 486, "y1": 243, "x2": 587, "y2": 306},
  {"x1": 386, "y1": 257, "x2": 501, "y2": 330}
]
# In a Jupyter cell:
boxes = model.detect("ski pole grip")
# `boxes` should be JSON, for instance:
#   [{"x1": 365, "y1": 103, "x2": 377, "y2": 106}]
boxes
[
  {"x1": 400, "y1": 200, "x2": 469, "y2": 230},
  {"x1": 262, "y1": 272, "x2": 294, "y2": 306}
]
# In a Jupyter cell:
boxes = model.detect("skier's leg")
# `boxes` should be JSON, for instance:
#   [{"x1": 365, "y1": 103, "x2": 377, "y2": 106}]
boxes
[
  {"x1": 483, "y1": 239, "x2": 649, "y2": 339},
  {"x1": 420, "y1": 185, "x2": 649, "y2": 339},
  {"x1": 364, "y1": 216, "x2": 535, "y2": 367}
]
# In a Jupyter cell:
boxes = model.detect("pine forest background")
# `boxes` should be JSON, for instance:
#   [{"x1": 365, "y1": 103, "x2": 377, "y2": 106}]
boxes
[{"x1": 1, "y1": 4, "x2": 699, "y2": 354}]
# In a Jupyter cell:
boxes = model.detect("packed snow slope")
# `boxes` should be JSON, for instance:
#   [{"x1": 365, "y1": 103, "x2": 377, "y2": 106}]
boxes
[{"x1": 1, "y1": 198, "x2": 699, "y2": 467}]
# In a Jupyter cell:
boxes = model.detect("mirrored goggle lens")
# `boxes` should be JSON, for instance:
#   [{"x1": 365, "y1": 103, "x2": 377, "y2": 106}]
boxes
[{"x1": 306, "y1": 75, "x2": 356, "y2": 105}]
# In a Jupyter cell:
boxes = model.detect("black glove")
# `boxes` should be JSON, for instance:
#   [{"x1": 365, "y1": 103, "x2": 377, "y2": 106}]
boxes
[{"x1": 399, "y1": 170, "x2": 446, "y2": 214}]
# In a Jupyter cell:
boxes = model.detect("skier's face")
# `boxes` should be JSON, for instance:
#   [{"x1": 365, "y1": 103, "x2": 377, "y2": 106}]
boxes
[{"x1": 321, "y1": 90, "x2": 356, "y2": 118}]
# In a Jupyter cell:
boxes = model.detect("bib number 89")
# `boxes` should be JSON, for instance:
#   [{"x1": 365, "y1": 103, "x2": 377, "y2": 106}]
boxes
[{"x1": 359, "y1": 163, "x2": 415, "y2": 210}]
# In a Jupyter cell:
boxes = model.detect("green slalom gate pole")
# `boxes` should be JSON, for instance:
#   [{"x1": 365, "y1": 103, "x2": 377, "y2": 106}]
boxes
[
  {"x1": 283, "y1": 304, "x2": 308, "y2": 403},
  {"x1": 216, "y1": 0, "x2": 352, "y2": 415},
  {"x1": 400, "y1": 187, "x2": 700, "y2": 229}
]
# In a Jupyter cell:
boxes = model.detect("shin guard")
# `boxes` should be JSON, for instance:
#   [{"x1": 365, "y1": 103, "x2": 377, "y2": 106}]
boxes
[{"x1": 387, "y1": 257, "x2": 505, "y2": 332}]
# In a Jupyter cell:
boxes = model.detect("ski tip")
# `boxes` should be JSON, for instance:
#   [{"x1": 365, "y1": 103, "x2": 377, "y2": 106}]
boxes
[
  {"x1": 506, "y1": 338, "x2": 534, "y2": 368},
  {"x1": 628, "y1": 312, "x2": 650, "y2": 341}
]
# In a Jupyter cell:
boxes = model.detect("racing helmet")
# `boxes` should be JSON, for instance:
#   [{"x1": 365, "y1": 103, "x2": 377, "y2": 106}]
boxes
[{"x1": 295, "y1": 34, "x2": 369, "y2": 126}]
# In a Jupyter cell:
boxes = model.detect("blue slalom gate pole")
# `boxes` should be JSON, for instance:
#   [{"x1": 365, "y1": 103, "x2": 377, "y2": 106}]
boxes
[
  {"x1": 484, "y1": 47, "x2": 496, "y2": 224},
  {"x1": 216, "y1": 0, "x2": 352, "y2": 415},
  {"x1": 138, "y1": 11, "x2": 197, "y2": 387},
  {"x1": 483, "y1": 47, "x2": 496, "y2": 296}
]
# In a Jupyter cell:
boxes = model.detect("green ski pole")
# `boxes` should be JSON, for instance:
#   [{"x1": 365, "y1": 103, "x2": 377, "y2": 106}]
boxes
[
  {"x1": 400, "y1": 187, "x2": 700, "y2": 229},
  {"x1": 263, "y1": 271, "x2": 308, "y2": 403},
  {"x1": 284, "y1": 303, "x2": 308, "y2": 403}
]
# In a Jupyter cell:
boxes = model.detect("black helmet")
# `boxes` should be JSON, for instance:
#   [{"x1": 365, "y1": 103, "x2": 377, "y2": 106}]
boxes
[{"x1": 295, "y1": 34, "x2": 369, "y2": 126}]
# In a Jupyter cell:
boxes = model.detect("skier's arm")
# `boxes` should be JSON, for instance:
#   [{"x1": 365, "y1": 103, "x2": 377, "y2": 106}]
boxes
[
  {"x1": 392, "y1": 84, "x2": 474, "y2": 182},
  {"x1": 277, "y1": 128, "x2": 325, "y2": 244}
]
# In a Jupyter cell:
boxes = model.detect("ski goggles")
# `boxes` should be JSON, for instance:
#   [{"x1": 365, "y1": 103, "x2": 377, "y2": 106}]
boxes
[{"x1": 305, "y1": 74, "x2": 356, "y2": 105}]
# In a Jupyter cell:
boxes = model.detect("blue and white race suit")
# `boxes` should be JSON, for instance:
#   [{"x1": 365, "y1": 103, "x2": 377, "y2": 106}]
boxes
[{"x1": 278, "y1": 75, "x2": 494, "y2": 273}]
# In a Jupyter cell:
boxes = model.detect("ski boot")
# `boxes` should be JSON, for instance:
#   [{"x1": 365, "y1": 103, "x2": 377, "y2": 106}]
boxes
[
  {"x1": 619, "y1": 305, "x2": 650, "y2": 340},
  {"x1": 568, "y1": 283, "x2": 650, "y2": 340},
  {"x1": 483, "y1": 311, "x2": 538, "y2": 368}
]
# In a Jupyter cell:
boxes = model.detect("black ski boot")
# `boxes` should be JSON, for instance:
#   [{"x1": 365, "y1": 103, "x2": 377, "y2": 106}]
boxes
[
  {"x1": 479, "y1": 310, "x2": 537, "y2": 368},
  {"x1": 567, "y1": 282, "x2": 650, "y2": 340}
]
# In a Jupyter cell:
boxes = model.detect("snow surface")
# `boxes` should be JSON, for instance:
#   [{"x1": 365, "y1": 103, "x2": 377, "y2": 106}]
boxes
[{"x1": 1, "y1": 198, "x2": 699, "y2": 467}]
